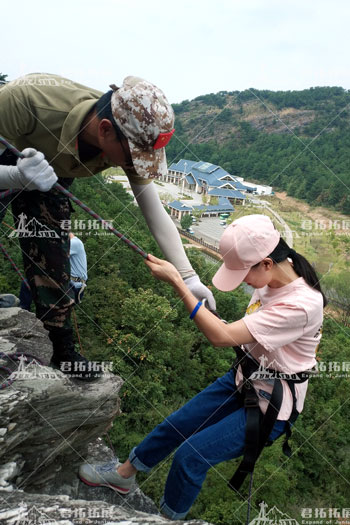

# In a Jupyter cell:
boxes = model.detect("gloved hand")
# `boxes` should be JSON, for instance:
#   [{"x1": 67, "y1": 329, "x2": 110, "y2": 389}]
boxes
[
  {"x1": 16, "y1": 148, "x2": 58, "y2": 191},
  {"x1": 184, "y1": 274, "x2": 216, "y2": 311}
]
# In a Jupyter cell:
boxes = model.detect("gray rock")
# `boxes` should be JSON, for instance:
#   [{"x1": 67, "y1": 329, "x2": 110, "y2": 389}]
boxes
[
  {"x1": 0, "y1": 308, "x2": 181, "y2": 520},
  {"x1": 0, "y1": 490, "x2": 210, "y2": 524}
]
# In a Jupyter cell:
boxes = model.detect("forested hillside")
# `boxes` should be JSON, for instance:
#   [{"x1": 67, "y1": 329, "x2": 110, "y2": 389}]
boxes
[
  {"x1": 1, "y1": 177, "x2": 349, "y2": 523},
  {"x1": 166, "y1": 87, "x2": 350, "y2": 214}
]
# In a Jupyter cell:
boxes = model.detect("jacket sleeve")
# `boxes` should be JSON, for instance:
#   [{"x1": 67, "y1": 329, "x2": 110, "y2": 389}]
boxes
[{"x1": 0, "y1": 84, "x2": 36, "y2": 141}]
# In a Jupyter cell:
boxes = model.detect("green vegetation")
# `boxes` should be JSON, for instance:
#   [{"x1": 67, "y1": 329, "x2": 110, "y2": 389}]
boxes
[
  {"x1": 180, "y1": 214, "x2": 192, "y2": 230},
  {"x1": 168, "y1": 86, "x2": 350, "y2": 214},
  {"x1": 1, "y1": 175, "x2": 349, "y2": 523}
]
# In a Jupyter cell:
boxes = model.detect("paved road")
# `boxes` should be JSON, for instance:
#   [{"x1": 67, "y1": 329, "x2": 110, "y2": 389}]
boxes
[{"x1": 173, "y1": 216, "x2": 225, "y2": 247}]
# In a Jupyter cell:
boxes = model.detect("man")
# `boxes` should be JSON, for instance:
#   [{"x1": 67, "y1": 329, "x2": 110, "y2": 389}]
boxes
[
  {"x1": 18, "y1": 232, "x2": 87, "y2": 309},
  {"x1": 0, "y1": 73, "x2": 215, "y2": 380},
  {"x1": 68, "y1": 232, "x2": 87, "y2": 305}
]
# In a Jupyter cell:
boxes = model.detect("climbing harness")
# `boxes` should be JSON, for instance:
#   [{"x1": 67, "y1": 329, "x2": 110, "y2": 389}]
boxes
[
  {"x1": 208, "y1": 305, "x2": 313, "y2": 524},
  {"x1": 228, "y1": 346, "x2": 311, "y2": 494}
]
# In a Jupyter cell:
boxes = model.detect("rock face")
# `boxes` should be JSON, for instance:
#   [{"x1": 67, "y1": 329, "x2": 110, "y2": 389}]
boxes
[
  {"x1": 0, "y1": 490, "x2": 208, "y2": 524},
  {"x1": 0, "y1": 308, "x2": 210, "y2": 524}
]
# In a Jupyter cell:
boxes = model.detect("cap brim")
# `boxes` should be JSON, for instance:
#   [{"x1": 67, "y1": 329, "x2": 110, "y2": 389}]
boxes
[
  {"x1": 212, "y1": 264, "x2": 250, "y2": 292},
  {"x1": 128, "y1": 141, "x2": 168, "y2": 180}
]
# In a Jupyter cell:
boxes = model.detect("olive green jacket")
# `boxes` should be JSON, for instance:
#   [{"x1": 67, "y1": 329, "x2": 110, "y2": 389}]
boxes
[{"x1": 0, "y1": 73, "x2": 142, "y2": 183}]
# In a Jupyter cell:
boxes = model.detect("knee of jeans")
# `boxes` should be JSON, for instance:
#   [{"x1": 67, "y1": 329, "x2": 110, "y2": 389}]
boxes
[{"x1": 172, "y1": 441, "x2": 206, "y2": 481}]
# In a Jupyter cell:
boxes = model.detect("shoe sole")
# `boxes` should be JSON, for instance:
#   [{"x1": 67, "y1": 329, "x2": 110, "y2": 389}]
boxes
[{"x1": 79, "y1": 474, "x2": 130, "y2": 494}]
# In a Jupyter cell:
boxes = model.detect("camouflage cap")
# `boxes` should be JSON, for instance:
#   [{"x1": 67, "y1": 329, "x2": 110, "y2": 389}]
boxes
[{"x1": 110, "y1": 76, "x2": 175, "y2": 179}]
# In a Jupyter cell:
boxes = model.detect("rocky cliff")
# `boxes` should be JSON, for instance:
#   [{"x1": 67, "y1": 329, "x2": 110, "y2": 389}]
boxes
[{"x1": 0, "y1": 307, "x2": 209, "y2": 524}]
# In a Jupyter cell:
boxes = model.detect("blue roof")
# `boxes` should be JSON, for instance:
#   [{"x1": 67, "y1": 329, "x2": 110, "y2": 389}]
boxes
[
  {"x1": 231, "y1": 180, "x2": 249, "y2": 191},
  {"x1": 209, "y1": 179, "x2": 238, "y2": 188},
  {"x1": 188, "y1": 168, "x2": 203, "y2": 187},
  {"x1": 218, "y1": 197, "x2": 232, "y2": 206},
  {"x1": 168, "y1": 199, "x2": 234, "y2": 213},
  {"x1": 192, "y1": 161, "x2": 218, "y2": 174},
  {"x1": 168, "y1": 159, "x2": 256, "y2": 193},
  {"x1": 169, "y1": 159, "x2": 198, "y2": 173},
  {"x1": 185, "y1": 174, "x2": 195, "y2": 185},
  {"x1": 208, "y1": 188, "x2": 246, "y2": 199},
  {"x1": 168, "y1": 200, "x2": 192, "y2": 211},
  {"x1": 193, "y1": 203, "x2": 234, "y2": 212}
]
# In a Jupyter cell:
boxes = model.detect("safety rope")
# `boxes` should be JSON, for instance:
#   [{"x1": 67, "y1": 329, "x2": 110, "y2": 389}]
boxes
[
  {"x1": 0, "y1": 136, "x2": 148, "y2": 259},
  {"x1": 0, "y1": 242, "x2": 30, "y2": 289}
]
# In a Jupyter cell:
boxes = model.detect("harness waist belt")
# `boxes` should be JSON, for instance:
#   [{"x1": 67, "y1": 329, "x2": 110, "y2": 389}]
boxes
[{"x1": 71, "y1": 276, "x2": 86, "y2": 284}]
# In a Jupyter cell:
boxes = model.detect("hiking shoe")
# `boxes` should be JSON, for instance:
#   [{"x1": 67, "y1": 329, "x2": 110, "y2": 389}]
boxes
[
  {"x1": 79, "y1": 461, "x2": 135, "y2": 494},
  {"x1": 50, "y1": 347, "x2": 101, "y2": 381},
  {"x1": 0, "y1": 294, "x2": 20, "y2": 308}
]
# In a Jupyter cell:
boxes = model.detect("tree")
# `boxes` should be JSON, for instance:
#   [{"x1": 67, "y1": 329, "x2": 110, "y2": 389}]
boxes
[
  {"x1": 180, "y1": 214, "x2": 192, "y2": 230},
  {"x1": 0, "y1": 72, "x2": 8, "y2": 84}
]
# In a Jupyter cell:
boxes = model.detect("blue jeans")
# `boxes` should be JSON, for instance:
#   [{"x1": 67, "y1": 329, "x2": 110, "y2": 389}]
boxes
[{"x1": 129, "y1": 370, "x2": 287, "y2": 520}]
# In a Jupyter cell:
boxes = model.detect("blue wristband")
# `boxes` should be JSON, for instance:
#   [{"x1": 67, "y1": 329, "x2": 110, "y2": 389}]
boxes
[{"x1": 190, "y1": 301, "x2": 202, "y2": 320}]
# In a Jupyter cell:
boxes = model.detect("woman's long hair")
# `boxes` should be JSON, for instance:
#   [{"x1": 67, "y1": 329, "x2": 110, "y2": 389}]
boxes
[{"x1": 268, "y1": 237, "x2": 327, "y2": 307}]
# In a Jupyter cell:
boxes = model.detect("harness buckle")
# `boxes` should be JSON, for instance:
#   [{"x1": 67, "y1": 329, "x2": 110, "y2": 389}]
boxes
[{"x1": 244, "y1": 396, "x2": 260, "y2": 408}]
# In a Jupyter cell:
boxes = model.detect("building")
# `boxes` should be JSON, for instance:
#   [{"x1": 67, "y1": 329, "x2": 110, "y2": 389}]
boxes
[
  {"x1": 168, "y1": 197, "x2": 234, "y2": 221},
  {"x1": 165, "y1": 158, "x2": 272, "y2": 199}
]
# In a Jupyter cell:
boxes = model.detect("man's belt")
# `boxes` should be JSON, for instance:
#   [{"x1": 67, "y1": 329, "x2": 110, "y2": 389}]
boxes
[{"x1": 71, "y1": 276, "x2": 86, "y2": 284}]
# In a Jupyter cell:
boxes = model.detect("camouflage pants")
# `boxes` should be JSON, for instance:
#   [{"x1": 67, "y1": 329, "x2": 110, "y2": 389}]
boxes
[{"x1": 0, "y1": 150, "x2": 74, "y2": 332}]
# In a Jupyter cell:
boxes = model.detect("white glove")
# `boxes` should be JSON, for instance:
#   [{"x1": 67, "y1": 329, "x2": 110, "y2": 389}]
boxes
[
  {"x1": 16, "y1": 148, "x2": 58, "y2": 191},
  {"x1": 0, "y1": 148, "x2": 57, "y2": 192},
  {"x1": 184, "y1": 274, "x2": 216, "y2": 311}
]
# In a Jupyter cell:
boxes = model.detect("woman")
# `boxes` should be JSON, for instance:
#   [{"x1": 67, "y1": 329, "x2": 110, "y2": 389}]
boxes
[{"x1": 79, "y1": 214, "x2": 325, "y2": 520}]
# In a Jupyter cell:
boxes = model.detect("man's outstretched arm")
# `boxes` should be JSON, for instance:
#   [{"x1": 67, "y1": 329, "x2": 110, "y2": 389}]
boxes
[{"x1": 130, "y1": 180, "x2": 216, "y2": 310}]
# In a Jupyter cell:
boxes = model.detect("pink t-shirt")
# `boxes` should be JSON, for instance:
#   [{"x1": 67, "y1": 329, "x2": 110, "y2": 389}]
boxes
[{"x1": 238, "y1": 277, "x2": 323, "y2": 420}]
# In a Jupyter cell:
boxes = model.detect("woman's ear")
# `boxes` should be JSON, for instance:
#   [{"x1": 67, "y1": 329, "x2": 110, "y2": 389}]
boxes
[{"x1": 263, "y1": 257, "x2": 274, "y2": 270}]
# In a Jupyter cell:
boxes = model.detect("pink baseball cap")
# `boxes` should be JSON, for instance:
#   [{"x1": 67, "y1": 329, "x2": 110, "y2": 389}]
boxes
[{"x1": 212, "y1": 214, "x2": 280, "y2": 291}]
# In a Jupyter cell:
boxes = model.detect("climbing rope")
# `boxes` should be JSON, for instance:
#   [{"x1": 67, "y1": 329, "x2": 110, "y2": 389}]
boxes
[
  {"x1": 0, "y1": 242, "x2": 30, "y2": 290},
  {"x1": 0, "y1": 136, "x2": 148, "y2": 259},
  {"x1": 0, "y1": 136, "x2": 149, "y2": 388}
]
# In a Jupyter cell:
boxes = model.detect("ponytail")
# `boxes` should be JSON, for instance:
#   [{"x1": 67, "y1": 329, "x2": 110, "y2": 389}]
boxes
[{"x1": 268, "y1": 237, "x2": 328, "y2": 307}]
